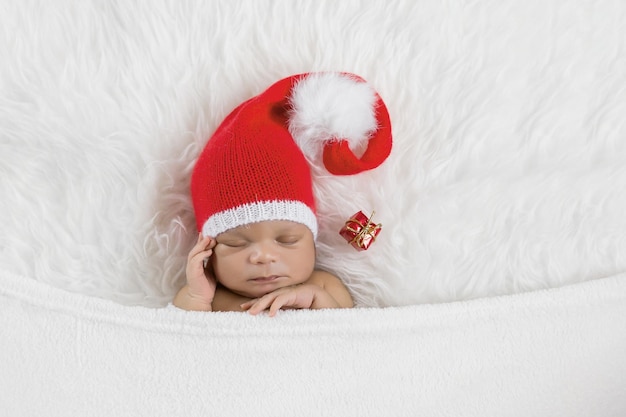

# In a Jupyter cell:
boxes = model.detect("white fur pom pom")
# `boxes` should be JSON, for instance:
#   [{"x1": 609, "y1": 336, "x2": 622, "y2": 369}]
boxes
[{"x1": 288, "y1": 73, "x2": 378, "y2": 159}]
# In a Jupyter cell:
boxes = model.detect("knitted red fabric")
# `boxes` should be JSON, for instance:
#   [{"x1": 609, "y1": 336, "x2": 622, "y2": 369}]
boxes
[
  {"x1": 191, "y1": 85, "x2": 316, "y2": 237},
  {"x1": 322, "y1": 94, "x2": 392, "y2": 175},
  {"x1": 191, "y1": 72, "x2": 392, "y2": 238}
]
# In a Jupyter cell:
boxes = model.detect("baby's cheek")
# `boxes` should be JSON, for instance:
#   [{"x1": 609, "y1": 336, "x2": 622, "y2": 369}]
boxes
[
  {"x1": 213, "y1": 244, "x2": 236, "y2": 257},
  {"x1": 211, "y1": 247, "x2": 241, "y2": 275},
  {"x1": 291, "y1": 252, "x2": 316, "y2": 282},
  {"x1": 213, "y1": 244, "x2": 225, "y2": 255}
]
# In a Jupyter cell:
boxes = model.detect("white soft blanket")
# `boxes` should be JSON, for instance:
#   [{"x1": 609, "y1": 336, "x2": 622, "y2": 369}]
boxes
[
  {"x1": 2, "y1": 0, "x2": 626, "y2": 415},
  {"x1": 2, "y1": 271, "x2": 625, "y2": 416}
]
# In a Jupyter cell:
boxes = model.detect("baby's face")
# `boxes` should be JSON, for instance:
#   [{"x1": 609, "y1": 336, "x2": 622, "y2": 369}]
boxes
[{"x1": 212, "y1": 220, "x2": 316, "y2": 298}]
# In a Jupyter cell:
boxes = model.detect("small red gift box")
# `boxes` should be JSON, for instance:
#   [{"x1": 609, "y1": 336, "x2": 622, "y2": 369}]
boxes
[{"x1": 339, "y1": 211, "x2": 381, "y2": 251}]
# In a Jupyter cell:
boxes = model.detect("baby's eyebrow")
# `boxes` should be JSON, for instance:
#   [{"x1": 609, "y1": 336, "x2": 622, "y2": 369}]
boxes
[
  {"x1": 276, "y1": 228, "x2": 300, "y2": 234},
  {"x1": 275, "y1": 230, "x2": 304, "y2": 238}
]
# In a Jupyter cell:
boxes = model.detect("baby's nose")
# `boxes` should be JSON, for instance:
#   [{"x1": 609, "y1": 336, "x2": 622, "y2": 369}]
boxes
[{"x1": 249, "y1": 243, "x2": 277, "y2": 264}]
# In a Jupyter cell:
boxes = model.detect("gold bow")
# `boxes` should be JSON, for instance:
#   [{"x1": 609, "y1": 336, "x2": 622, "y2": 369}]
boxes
[{"x1": 344, "y1": 211, "x2": 381, "y2": 249}]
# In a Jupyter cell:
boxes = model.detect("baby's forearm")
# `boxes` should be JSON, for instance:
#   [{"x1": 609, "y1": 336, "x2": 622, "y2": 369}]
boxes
[{"x1": 173, "y1": 285, "x2": 213, "y2": 312}]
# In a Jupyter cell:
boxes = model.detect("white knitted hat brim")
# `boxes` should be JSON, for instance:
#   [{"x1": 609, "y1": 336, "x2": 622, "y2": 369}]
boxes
[{"x1": 202, "y1": 200, "x2": 318, "y2": 239}]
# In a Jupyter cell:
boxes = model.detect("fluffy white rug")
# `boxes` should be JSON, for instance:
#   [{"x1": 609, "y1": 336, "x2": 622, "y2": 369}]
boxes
[
  {"x1": 2, "y1": 0, "x2": 625, "y2": 308},
  {"x1": 2, "y1": 1, "x2": 626, "y2": 415}
]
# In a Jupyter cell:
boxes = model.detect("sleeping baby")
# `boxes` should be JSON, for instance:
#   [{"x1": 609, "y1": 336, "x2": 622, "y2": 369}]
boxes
[{"x1": 173, "y1": 72, "x2": 392, "y2": 315}]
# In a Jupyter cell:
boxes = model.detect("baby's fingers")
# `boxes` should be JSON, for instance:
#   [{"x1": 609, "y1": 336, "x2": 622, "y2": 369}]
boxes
[
  {"x1": 244, "y1": 299, "x2": 270, "y2": 316},
  {"x1": 189, "y1": 234, "x2": 215, "y2": 259},
  {"x1": 245, "y1": 293, "x2": 295, "y2": 317},
  {"x1": 244, "y1": 295, "x2": 278, "y2": 316},
  {"x1": 268, "y1": 298, "x2": 287, "y2": 317},
  {"x1": 195, "y1": 233, "x2": 215, "y2": 247},
  {"x1": 267, "y1": 293, "x2": 299, "y2": 316},
  {"x1": 239, "y1": 299, "x2": 257, "y2": 311}
]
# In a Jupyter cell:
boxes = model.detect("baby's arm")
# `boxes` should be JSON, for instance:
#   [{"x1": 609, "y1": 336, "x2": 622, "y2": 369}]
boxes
[
  {"x1": 308, "y1": 270, "x2": 354, "y2": 309},
  {"x1": 173, "y1": 234, "x2": 217, "y2": 311},
  {"x1": 241, "y1": 270, "x2": 354, "y2": 316}
]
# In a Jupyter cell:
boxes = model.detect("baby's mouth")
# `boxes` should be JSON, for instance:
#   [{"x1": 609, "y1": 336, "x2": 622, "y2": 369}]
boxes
[{"x1": 250, "y1": 275, "x2": 280, "y2": 283}]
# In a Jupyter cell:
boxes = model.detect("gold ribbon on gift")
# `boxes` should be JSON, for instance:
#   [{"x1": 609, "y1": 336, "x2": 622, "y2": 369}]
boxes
[{"x1": 345, "y1": 211, "x2": 381, "y2": 249}]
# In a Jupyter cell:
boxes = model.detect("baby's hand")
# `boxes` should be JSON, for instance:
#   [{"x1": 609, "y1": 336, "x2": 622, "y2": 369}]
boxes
[
  {"x1": 241, "y1": 284, "x2": 322, "y2": 317},
  {"x1": 184, "y1": 233, "x2": 217, "y2": 306}
]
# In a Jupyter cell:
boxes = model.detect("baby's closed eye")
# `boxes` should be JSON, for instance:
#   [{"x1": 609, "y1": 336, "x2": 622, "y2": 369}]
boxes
[
  {"x1": 219, "y1": 240, "x2": 248, "y2": 248},
  {"x1": 276, "y1": 235, "x2": 301, "y2": 245}
]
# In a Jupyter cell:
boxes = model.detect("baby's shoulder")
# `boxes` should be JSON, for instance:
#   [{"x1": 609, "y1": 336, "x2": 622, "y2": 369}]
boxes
[
  {"x1": 307, "y1": 269, "x2": 342, "y2": 288},
  {"x1": 307, "y1": 269, "x2": 354, "y2": 308}
]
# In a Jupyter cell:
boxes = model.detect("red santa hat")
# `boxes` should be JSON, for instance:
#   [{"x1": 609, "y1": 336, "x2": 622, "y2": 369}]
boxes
[{"x1": 191, "y1": 72, "x2": 392, "y2": 239}]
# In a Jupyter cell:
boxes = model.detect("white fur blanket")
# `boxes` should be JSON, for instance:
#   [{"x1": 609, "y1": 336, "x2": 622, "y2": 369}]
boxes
[{"x1": 1, "y1": 0, "x2": 626, "y2": 415}]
